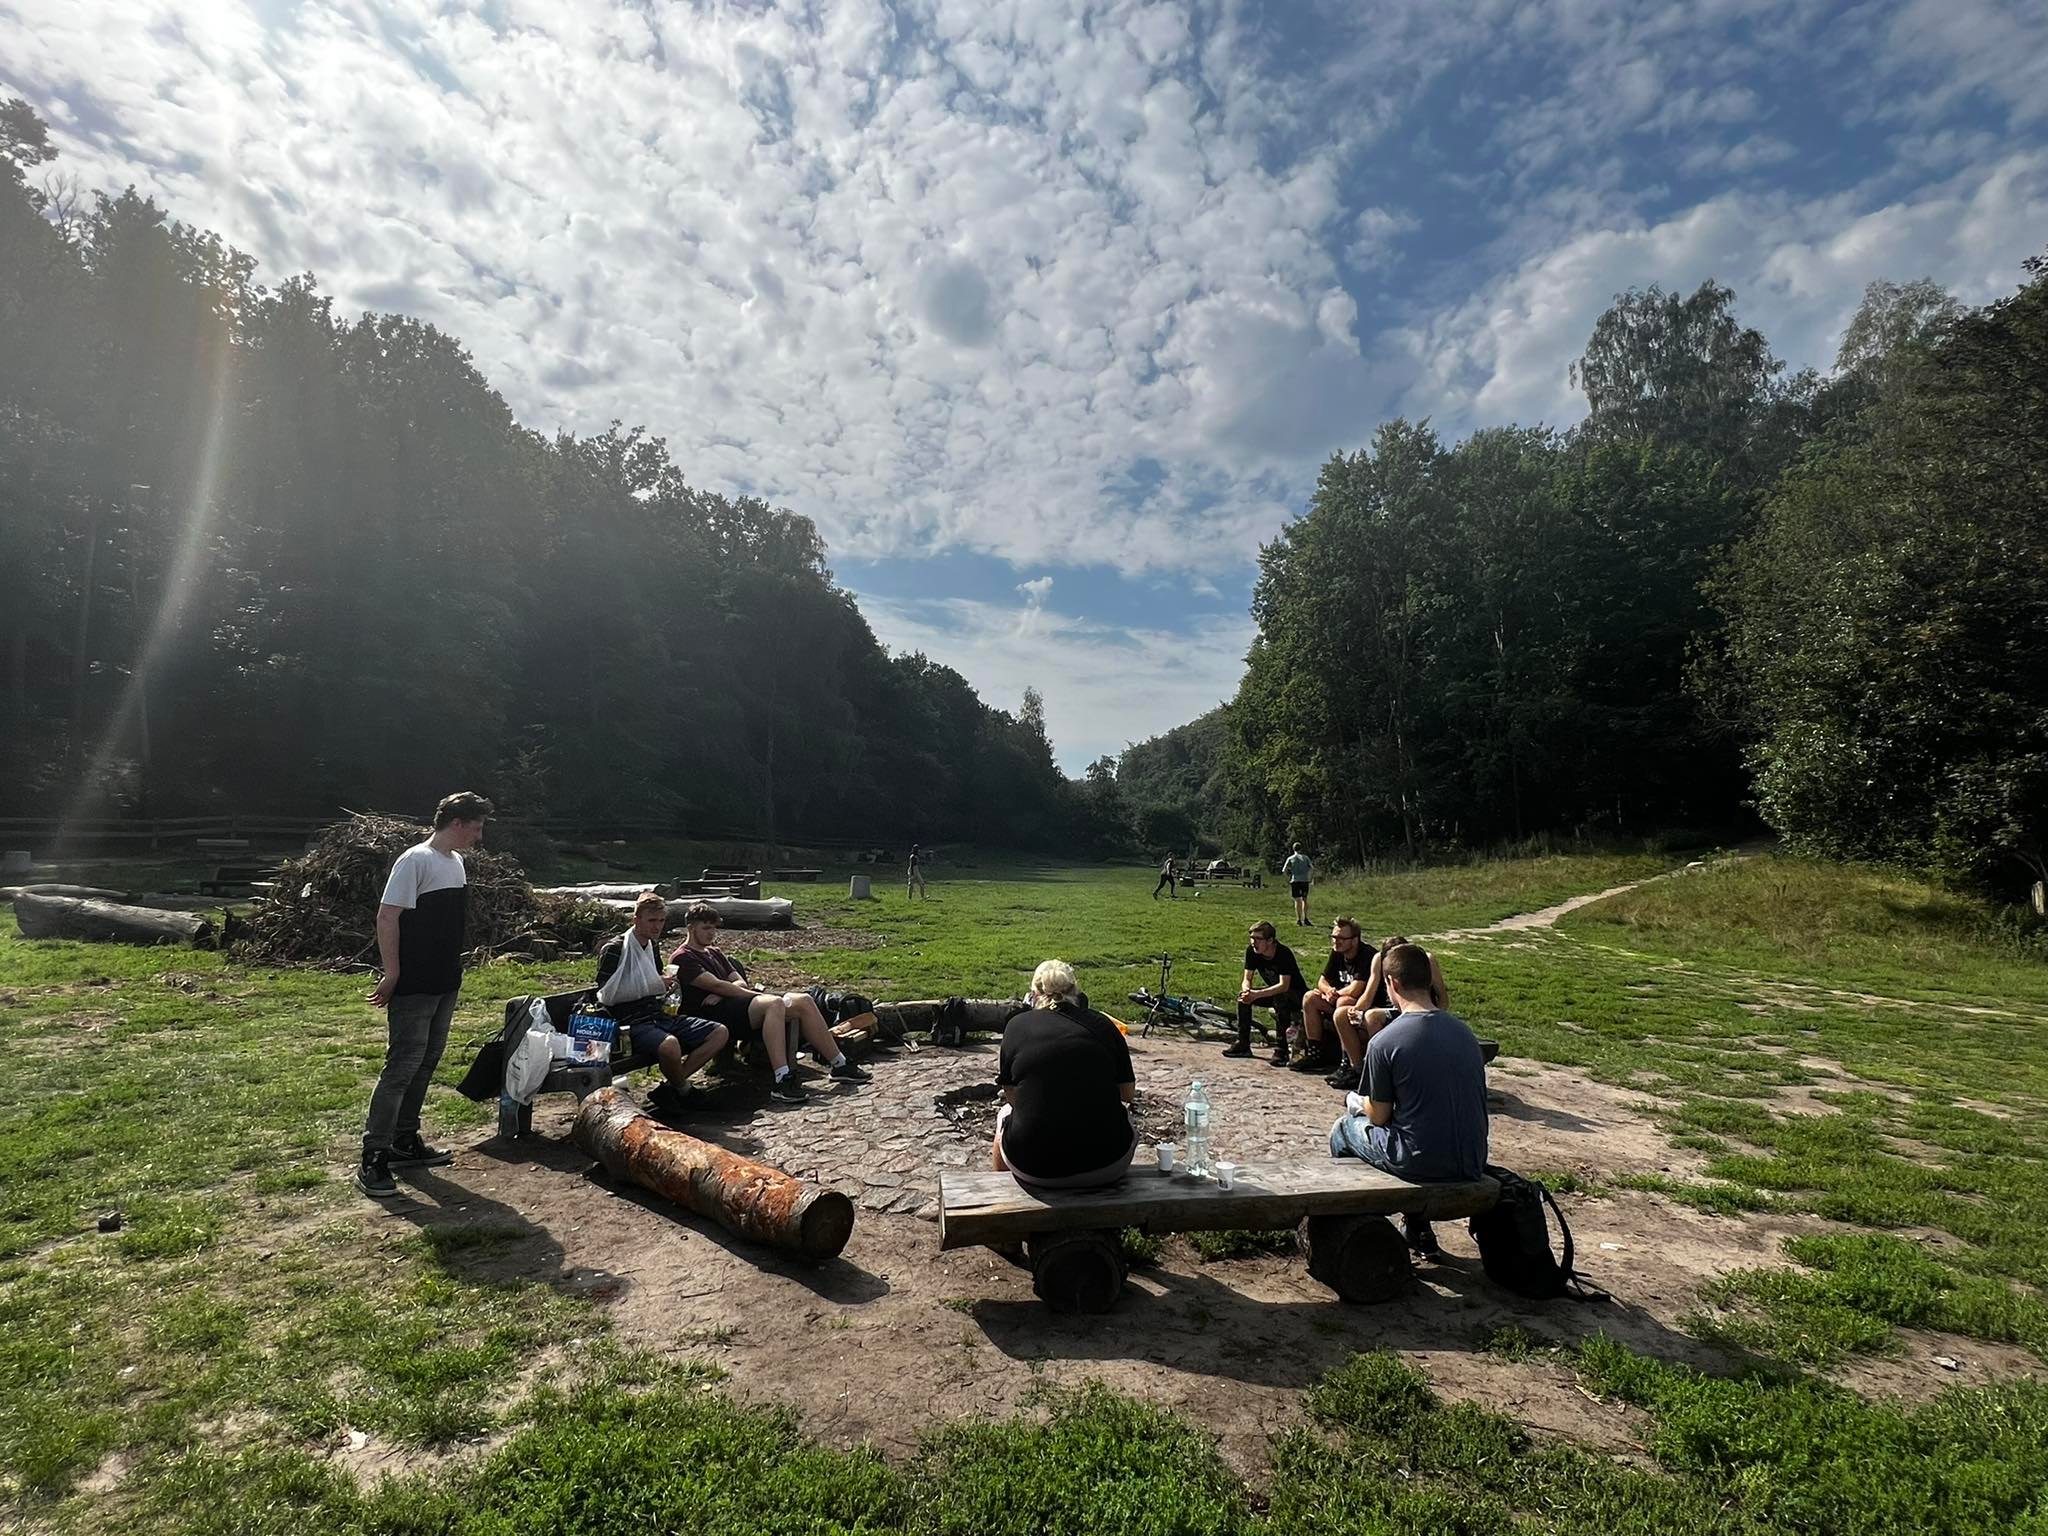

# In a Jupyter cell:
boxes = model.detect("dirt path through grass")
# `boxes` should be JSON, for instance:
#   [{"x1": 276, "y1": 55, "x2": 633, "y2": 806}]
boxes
[{"x1": 1429, "y1": 846, "x2": 1768, "y2": 942}]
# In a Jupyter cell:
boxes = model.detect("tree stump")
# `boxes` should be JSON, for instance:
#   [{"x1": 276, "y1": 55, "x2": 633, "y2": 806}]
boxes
[
  {"x1": 1301, "y1": 1213, "x2": 1412, "y2": 1303},
  {"x1": 849, "y1": 875, "x2": 873, "y2": 900},
  {"x1": 1027, "y1": 1229, "x2": 1126, "y2": 1313}
]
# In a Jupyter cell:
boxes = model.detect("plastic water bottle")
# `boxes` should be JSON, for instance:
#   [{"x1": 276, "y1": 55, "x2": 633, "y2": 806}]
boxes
[{"x1": 1183, "y1": 1080, "x2": 1213, "y2": 1178}]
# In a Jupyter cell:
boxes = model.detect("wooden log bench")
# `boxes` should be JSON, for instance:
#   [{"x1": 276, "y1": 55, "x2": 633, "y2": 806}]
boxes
[{"x1": 939, "y1": 1162, "x2": 1498, "y2": 1312}]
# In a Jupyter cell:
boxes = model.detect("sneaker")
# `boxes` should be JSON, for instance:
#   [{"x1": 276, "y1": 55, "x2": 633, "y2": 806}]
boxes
[
  {"x1": 1266, "y1": 1045, "x2": 1291, "y2": 1068},
  {"x1": 648, "y1": 1081, "x2": 695, "y2": 1118},
  {"x1": 387, "y1": 1134, "x2": 453, "y2": 1168},
  {"x1": 356, "y1": 1151, "x2": 398, "y2": 1197},
  {"x1": 1220, "y1": 1043, "x2": 1253, "y2": 1059},
  {"x1": 829, "y1": 1060, "x2": 872, "y2": 1083},
  {"x1": 1326, "y1": 1063, "x2": 1362, "y2": 1089},
  {"x1": 768, "y1": 1075, "x2": 808, "y2": 1104},
  {"x1": 1404, "y1": 1217, "x2": 1443, "y2": 1259},
  {"x1": 1287, "y1": 1050, "x2": 1327, "y2": 1073}
]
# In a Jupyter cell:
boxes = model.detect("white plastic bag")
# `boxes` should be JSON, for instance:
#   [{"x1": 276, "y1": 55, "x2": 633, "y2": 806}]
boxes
[
  {"x1": 596, "y1": 930, "x2": 662, "y2": 1008},
  {"x1": 503, "y1": 998, "x2": 555, "y2": 1103}
]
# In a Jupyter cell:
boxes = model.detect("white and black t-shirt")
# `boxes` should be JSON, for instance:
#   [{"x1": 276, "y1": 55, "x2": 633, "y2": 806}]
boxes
[{"x1": 379, "y1": 842, "x2": 468, "y2": 996}]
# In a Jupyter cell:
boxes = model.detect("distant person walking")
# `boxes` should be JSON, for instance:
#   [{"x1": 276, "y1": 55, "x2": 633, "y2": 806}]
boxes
[
  {"x1": 1283, "y1": 844, "x2": 1314, "y2": 926},
  {"x1": 907, "y1": 842, "x2": 928, "y2": 899},
  {"x1": 359, "y1": 790, "x2": 492, "y2": 1198},
  {"x1": 1153, "y1": 854, "x2": 1177, "y2": 900}
]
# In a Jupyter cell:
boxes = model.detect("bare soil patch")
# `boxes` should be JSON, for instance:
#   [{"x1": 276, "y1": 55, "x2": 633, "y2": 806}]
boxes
[{"x1": 320, "y1": 1032, "x2": 2026, "y2": 1483}]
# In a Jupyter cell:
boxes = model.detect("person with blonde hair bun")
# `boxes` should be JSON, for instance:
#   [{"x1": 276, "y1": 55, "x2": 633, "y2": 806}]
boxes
[{"x1": 991, "y1": 959, "x2": 1138, "y2": 1189}]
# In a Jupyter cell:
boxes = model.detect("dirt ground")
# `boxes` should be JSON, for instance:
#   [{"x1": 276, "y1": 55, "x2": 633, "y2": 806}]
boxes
[{"x1": 345, "y1": 1029, "x2": 2039, "y2": 1484}]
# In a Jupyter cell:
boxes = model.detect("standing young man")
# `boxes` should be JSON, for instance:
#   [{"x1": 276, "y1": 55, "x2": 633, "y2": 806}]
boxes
[
  {"x1": 1225, "y1": 920, "x2": 1307, "y2": 1065},
  {"x1": 1153, "y1": 853, "x2": 1177, "y2": 900},
  {"x1": 359, "y1": 791, "x2": 492, "y2": 1198},
  {"x1": 907, "y1": 843, "x2": 928, "y2": 900},
  {"x1": 1283, "y1": 844, "x2": 1314, "y2": 926}
]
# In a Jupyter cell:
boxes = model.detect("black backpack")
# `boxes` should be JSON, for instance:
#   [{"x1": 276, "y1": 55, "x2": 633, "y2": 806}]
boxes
[
  {"x1": 1468, "y1": 1166, "x2": 1608, "y2": 1301},
  {"x1": 929, "y1": 997, "x2": 971, "y2": 1047}
]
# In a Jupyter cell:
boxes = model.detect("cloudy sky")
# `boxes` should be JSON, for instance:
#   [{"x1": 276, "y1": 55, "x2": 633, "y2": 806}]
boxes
[{"x1": 6, "y1": 1, "x2": 2045, "y2": 770}]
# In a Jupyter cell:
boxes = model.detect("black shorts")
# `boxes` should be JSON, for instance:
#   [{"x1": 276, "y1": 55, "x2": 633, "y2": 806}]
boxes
[
  {"x1": 1290, "y1": 881, "x2": 1310, "y2": 900},
  {"x1": 686, "y1": 992, "x2": 759, "y2": 1033},
  {"x1": 627, "y1": 1014, "x2": 724, "y2": 1060}
]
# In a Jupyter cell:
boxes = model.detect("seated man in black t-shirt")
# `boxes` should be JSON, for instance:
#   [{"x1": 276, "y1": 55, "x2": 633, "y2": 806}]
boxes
[
  {"x1": 1226, "y1": 920, "x2": 1307, "y2": 1065},
  {"x1": 1297, "y1": 917, "x2": 1375, "y2": 1075},
  {"x1": 994, "y1": 959, "x2": 1138, "y2": 1189}
]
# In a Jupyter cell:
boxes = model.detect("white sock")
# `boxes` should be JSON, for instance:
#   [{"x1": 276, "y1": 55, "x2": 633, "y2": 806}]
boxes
[
  {"x1": 829, "y1": 1054, "x2": 847, "y2": 1069},
  {"x1": 774, "y1": 1066, "x2": 790, "y2": 1082}
]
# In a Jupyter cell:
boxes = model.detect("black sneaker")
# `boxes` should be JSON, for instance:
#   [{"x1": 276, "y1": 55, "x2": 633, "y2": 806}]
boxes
[
  {"x1": 388, "y1": 1134, "x2": 453, "y2": 1168},
  {"x1": 1220, "y1": 1043, "x2": 1253, "y2": 1059},
  {"x1": 356, "y1": 1151, "x2": 398, "y2": 1197},
  {"x1": 829, "y1": 1060, "x2": 872, "y2": 1083},
  {"x1": 1326, "y1": 1063, "x2": 1362, "y2": 1089},
  {"x1": 648, "y1": 1081, "x2": 695, "y2": 1118},
  {"x1": 769, "y1": 1075, "x2": 808, "y2": 1104},
  {"x1": 1404, "y1": 1216, "x2": 1443, "y2": 1259},
  {"x1": 1287, "y1": 1050, "x2": 1326, "y2": 1073},
  {"x1": 1266, "y1": 1045, "x2": 1291, "y2": 1068}
]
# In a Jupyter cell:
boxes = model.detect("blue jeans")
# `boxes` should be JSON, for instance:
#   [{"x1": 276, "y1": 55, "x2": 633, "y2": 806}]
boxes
[
  {"x1": 1329, "y1": 1112, "x2": 1402, "y2": 1175},
  {"x1": 363, "y1": 989, "x2": 458, "y2": 1154}
]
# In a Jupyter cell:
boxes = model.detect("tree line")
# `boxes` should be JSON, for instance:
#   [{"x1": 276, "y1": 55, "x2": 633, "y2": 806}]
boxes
[
  {"x1": 1117, "y1": 263, "x2": 2048, "y2": 898},
  {"x1": 0, "y1": 101, "x2": 1082, "y2": 849}
]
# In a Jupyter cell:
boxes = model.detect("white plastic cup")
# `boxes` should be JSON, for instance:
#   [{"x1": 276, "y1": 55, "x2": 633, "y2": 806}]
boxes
[
  {"x1": 1215, "y1": 1161, "x2": 1238, "y2": 1191},
  {"x1": 1157, "y1": 1142, "x2": 1178, "y2": 1173}
]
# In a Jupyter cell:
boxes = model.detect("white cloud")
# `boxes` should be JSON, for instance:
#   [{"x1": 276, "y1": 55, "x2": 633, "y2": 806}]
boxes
[
  {"x1": 1398, "y1": 150, "x2": 2048, "y2": 434},
  {"x1": 0, "y1": 0, "x2": 2041, "y2": 604}
]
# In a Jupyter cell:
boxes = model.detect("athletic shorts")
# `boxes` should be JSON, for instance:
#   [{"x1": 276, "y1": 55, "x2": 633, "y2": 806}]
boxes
[
  {"x1": 684, "y1": 992, "x2": 758, "y2": 1033},
  {"x1": 628, "y1": 1014, "x2": 724, "y2": 1061},
  {"x1": 1290, "y1": 881, "x2": 1310, "y2": 900}
]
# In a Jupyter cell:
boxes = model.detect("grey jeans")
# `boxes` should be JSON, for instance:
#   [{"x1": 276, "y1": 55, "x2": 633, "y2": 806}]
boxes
[{"x1": 363, "y1": 989, "x2": 458, "y2": 1155}]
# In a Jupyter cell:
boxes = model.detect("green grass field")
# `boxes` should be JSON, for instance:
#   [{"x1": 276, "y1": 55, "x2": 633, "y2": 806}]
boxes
[{"x1": 6, "y1": 847, "x2": 2048, "y2": 1532}]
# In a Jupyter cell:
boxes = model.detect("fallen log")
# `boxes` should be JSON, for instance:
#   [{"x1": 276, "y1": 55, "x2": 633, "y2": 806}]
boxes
[
  {"x1": 594, "y1": 895, "x2": 792, "y2": 929},
  {"x1": 571, "y1": 1087, "x2": 855, "y2": 1261},
  {"x1": 871, "y1": 999, "x2": 1025, "y2": 1041},
  {"x1": 669, "y1": 895, "x2": 789, "y2": 929},
  {"x1": 0, "y1": 883, "x2": 126, "y2": 901},
  {"x1": 535, "y1": 882, "x2": 666, "y2": 902},
  {"x1": 13, "y1": 892, "x2": 214, "y2": 947}
]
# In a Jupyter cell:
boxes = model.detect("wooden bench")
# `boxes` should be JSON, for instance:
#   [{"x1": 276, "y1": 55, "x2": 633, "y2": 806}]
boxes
[
  {"x1": 198, "y1": 862, "x2": 269, "y2": 894},
  {"x1": 939, "y1": 1162, "x2": 1499, "y2": 1312}
]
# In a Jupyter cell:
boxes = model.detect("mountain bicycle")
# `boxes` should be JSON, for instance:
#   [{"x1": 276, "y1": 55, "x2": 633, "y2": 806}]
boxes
[{"x1": 1126, "y1": 953, "x2": 1264, "y2": 1040}]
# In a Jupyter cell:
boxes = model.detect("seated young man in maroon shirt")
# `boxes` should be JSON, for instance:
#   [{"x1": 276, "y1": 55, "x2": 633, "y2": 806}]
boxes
[{"x1": 669, "y1": 902, "x2": 869, "y2": 1104}]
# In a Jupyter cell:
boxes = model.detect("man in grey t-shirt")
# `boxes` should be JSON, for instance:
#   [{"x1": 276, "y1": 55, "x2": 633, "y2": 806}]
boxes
[
  {"x1": 1329, "y1": 942, "x2": 1488, "y2": 1255},
  {"x1": 1282, "y1": 845, "x2": 1313, "y2": 926}
]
